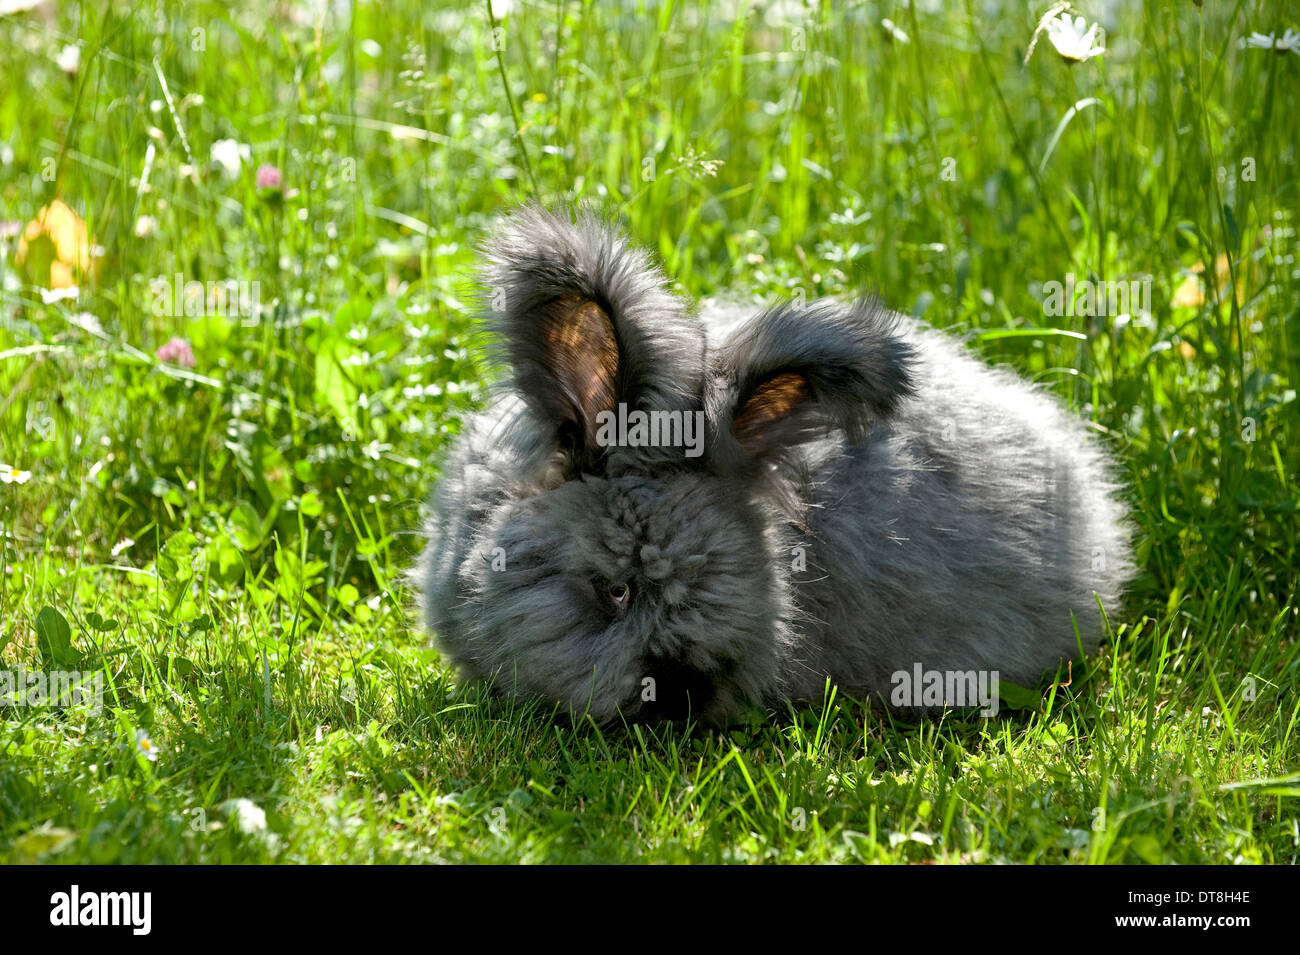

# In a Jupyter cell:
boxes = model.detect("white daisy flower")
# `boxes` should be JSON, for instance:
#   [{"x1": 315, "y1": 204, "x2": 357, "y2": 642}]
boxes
[
  {"x1": 67, "y1": 311, "x2": 103, "y2": 335},
  {"x1": 1243, "y1": 29, "x2": 1300, "y2": 54},
  {"x1": 1, "y1": 464, "x2": 32, "y2": 484},
  {"x1": 1045, "y1": 12, "x2": 1106, "y2": 62},
  {"x1": 38, "y1": 286, "x2": 79, "y2": 304},
  {"x1": 222, "y1": 798, "x2": 268, "y2": 833},
  {"x1": 55, "y1": 43, "x2": 81, "y2": 74},
  {"x1": 881, "y1": 18, "x2": 910, "y2": 45},
  {"x1": 209, "y1": 138, "x2": 249, "y2": 178},
  {"x1": 134, "y1": 728, "x2": 159, "y2": 762},
  {"x1": 133, "y1": 214, "x2": 159, "y2": 238}
]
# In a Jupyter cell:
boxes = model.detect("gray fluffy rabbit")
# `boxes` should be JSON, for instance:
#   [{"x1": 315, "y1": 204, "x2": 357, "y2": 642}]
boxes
[{"x1": 417, "y1": 206, "x2": 1134, "y2": 724}]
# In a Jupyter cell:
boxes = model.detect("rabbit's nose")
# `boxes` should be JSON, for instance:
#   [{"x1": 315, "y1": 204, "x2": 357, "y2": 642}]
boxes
[{"x1": 641, "y1": 658, "x2": 714, "y2": 721}]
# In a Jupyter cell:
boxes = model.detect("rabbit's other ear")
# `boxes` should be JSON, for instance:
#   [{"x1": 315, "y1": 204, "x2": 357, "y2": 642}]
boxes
[
  {"x1": 708, "y1": 297, "x2": 915, "y2": 473},
  {"x1": 479, "y1": 205, "x2": 703, "y2": 470}
]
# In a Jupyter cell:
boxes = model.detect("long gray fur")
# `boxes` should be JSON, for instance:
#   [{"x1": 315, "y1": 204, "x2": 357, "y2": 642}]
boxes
[{"x1": 417, "y1": 206, "x2": 1135, "y2": 724}]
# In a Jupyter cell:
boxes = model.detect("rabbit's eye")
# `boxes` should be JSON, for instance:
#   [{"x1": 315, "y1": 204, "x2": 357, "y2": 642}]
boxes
[{"x1": 607, "y1": 582, "x2": 632, "y2": 612}]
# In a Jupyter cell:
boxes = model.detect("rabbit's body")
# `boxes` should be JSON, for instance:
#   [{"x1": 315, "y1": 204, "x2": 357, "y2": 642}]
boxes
[
  {"x1": 418, "y1": 208, "x2": 1133, "y2": 723},
  {"x1": 735, "y1": 313, "x2": 1132, "y2": 702}
]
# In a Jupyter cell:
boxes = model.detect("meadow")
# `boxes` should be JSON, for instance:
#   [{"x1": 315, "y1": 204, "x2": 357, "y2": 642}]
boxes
[{"x1": 0, "y1": 0, "x2": 1297, "y2": 864}]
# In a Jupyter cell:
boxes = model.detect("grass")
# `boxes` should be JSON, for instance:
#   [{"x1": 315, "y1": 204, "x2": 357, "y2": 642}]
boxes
[{"x1": 0, "y1": 0, "x2": 1297, "y2": 864}]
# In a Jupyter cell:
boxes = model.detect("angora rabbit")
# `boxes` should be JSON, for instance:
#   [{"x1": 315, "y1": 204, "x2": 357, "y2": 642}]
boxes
[{"x1": 418, "y1": 207, "x2": 1133, "y2": 724}]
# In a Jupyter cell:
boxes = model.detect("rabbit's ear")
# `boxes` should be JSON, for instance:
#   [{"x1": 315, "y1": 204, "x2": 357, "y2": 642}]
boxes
[
  {"x1": 533, "y1": 294, "x2": 620, "y2": 453},
  {"x1": 480, "y1": 205, "x2": 704, "y2": 470},
  {"x1": 709, "y1": 298, "x2": 915, "y2": 473}
]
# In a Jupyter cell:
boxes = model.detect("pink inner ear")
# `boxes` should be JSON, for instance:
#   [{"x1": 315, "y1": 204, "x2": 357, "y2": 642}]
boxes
[
  {"x1": 732, "y1": 371, "x2": 812, "y2": 445},
  {"x1": 541, "y1": 296, "x2": 620, "y2": 447}
]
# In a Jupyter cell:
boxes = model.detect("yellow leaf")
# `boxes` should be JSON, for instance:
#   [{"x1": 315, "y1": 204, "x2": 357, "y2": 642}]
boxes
[
  {"x1": 1173, "y1": 253, "x2": 1248, "y2": 310},
  {"x1": 1171, "y1": 269, "x2": 1204, "y2": 308},
  {"x1": 15, "y1": 199, "x2": 99, "y2": 289}
]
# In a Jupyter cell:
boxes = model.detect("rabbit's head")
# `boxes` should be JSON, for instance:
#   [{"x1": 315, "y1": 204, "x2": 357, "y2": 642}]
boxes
[{"x1": 427, "y1": 207, "x2": 913, "y2": 724}]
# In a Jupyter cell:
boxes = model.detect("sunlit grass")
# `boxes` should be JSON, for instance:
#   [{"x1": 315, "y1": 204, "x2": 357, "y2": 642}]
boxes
[{"x1": 0, "y1": 0, "x2": 1296, "y2": 863}]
